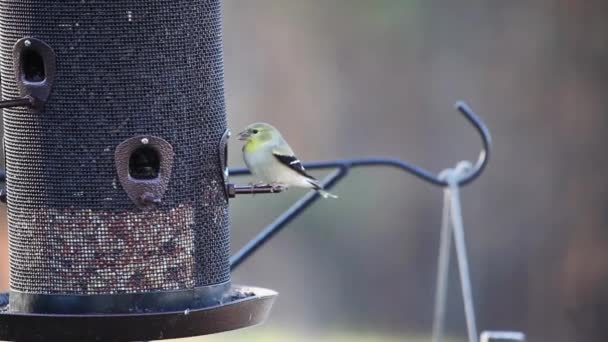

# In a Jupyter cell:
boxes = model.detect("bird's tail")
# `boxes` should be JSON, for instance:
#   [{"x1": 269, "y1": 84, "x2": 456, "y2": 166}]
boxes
[{"x1": 308, "y1": 180, "x2": 339, "y2": 199}]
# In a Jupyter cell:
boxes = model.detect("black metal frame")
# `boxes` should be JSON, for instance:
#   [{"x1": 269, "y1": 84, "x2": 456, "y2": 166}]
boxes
[{"x1": 228, "y1": 101, "x2": 490, "y2": 270}]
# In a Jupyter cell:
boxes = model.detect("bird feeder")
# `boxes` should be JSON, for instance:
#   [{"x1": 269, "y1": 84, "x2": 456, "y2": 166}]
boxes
[
  {"x1": 0, "y1": 1, "x2": 527, "y2": 342},
  {"x1": 0, "y1": 0, "x2": 276, "y2": 340}
]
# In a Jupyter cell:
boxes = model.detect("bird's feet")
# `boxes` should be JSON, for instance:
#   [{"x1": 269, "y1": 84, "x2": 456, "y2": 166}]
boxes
[
  {"x1": 246, "y1": 182, "x2": 286, "y2": 194},
  {"x1": 248, "y1": 181, "x2": 269, "y2": 195},
  {"x1": 269, "y1": 182, "x2": 287, "y2": 193}
]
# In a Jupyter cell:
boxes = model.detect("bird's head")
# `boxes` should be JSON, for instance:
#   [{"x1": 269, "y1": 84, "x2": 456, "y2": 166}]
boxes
[{"x1": 238, "y1": 122, "x2": 279, "y2": 145}]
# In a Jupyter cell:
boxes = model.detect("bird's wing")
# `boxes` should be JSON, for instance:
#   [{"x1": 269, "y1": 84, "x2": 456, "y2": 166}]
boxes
[{"x1": 272, "y1": 149, "x2": 317, "y2": 180}]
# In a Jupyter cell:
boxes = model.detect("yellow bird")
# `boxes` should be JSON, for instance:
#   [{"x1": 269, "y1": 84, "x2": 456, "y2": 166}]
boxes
[{"x1": 238, "y1": 122, "x2": 338, "y2": 199}]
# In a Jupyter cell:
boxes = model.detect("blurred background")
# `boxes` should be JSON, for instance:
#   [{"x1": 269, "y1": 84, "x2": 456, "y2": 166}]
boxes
[{"x1": 3, "y1": 1, "x2": 608, "y2": 341}]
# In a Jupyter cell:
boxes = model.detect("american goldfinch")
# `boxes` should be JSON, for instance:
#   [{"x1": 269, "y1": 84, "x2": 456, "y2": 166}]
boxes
[{"x1": 238, "y1": 122, "x2": 338, "y2": 199}]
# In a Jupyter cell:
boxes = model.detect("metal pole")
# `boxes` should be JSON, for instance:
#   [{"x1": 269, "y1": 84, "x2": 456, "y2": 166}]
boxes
[{"x1": 431, "y1": 189, "x2": 453, "y2": 342}]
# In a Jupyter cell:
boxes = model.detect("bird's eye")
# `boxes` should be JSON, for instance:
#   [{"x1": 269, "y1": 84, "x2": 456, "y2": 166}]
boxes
[{"x1": 251, "y1": 129, "x2": 259, "y2": 134}]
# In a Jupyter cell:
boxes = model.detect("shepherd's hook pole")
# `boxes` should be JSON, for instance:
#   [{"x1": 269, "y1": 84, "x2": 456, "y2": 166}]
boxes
[{"x1": 433, "y1": 161, "x2": 478, "y2": 342}]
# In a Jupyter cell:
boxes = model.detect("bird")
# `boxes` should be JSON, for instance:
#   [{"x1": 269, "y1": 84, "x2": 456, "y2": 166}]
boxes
[{"x1": 238, "y1": 122, "x2": 338, "y2": 199}]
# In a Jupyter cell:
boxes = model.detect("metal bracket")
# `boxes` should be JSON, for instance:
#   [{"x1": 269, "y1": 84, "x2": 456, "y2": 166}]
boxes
[
  {"x1": 219, "y1": 129, "x2": 231, "y2": 200},
  {"x1": 228, "y1": 101, "x2": 490, "y2": 269}
]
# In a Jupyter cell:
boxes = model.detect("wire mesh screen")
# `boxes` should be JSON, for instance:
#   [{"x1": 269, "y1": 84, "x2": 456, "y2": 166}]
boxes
[{"x1": 0, "y1": 0, "x2": 230, "y2": 294}]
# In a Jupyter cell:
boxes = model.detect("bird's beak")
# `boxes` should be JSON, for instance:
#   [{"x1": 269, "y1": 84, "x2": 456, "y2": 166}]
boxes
[{"x1": 238, "y1": 130, "x2": 250, "y2": 140}]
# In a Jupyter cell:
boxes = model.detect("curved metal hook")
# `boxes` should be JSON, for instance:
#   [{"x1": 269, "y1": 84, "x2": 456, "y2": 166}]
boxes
[
  {"x1": 452, "y1": 101, "x2": 491, "y2": 186},
  {"x1": 340, "y1": 101, "x2": 490, "y2": 187},
  {"x1": 228, "y1": 101, "x2": 491, "y2": 188}
]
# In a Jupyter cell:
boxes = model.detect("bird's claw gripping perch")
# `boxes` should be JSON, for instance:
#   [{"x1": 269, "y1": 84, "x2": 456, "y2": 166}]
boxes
[
  {"x1": 227, "y1": 183, "x2": 286, "y2": 198},
  {"x1": 268, "y1": 183, "x2": 286, "y2": 193}
]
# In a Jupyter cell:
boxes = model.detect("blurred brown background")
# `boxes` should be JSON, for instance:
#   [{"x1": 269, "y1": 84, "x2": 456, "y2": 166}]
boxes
[{"x1": 4, "y1": 1, "x2": 608, "y2": 341}]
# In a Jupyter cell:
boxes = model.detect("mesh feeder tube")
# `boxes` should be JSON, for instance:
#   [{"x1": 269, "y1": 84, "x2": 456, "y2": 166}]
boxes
[{"x1": 0, "y1": 0, "x2": 232, "y2": 315}]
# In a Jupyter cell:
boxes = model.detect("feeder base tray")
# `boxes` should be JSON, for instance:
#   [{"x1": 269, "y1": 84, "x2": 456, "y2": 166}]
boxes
[{"x1": 0, "y1": 285, "x2": 277, "y2": 342}]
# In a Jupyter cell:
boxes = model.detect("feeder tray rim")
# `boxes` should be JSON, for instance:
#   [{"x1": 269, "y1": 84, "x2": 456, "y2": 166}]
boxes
[
  {"x1": 3, "y1": 284, "x2": 275, "y2": 317},
  {"x1": 0, "y1": 285, "x2": 277, "y2": 342}
]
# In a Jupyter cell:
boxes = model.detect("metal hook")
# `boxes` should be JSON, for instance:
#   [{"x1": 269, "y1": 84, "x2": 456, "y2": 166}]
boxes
[
  {"x1": 228, "y1": 101, "x2": 491, "y2": 188},
  {"x1": 229, "y1": 101, "x2": 492, "y2": 269},
  {"x1": 306, "y1": 101, "x2": 490, "y2": 187}
]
